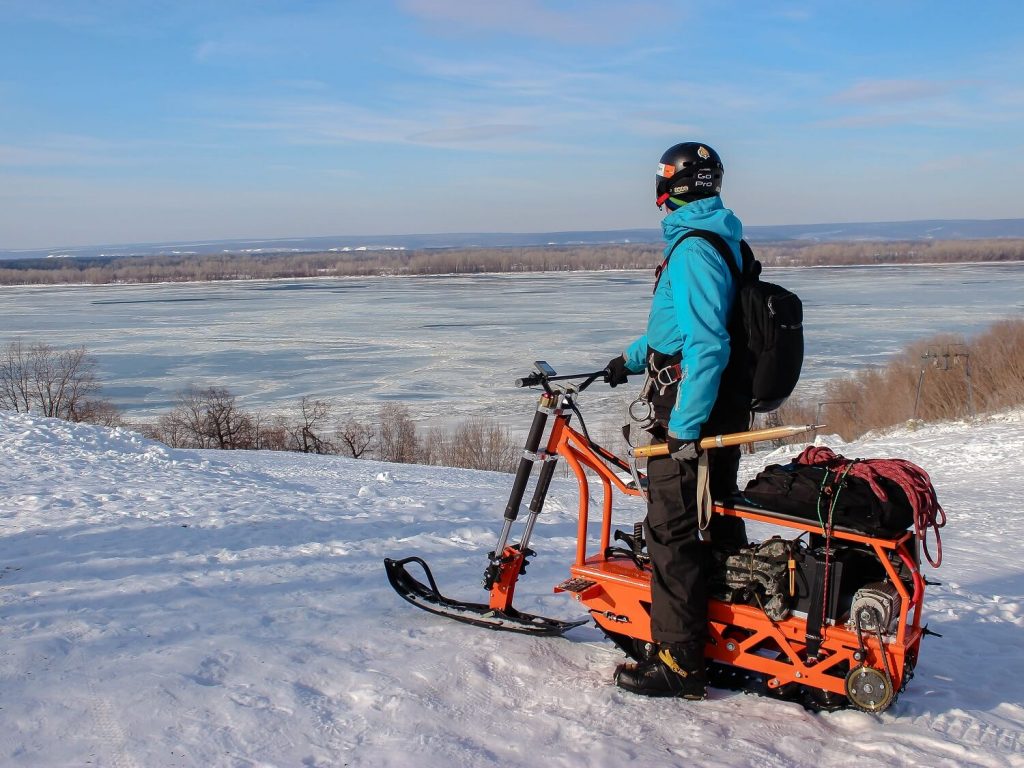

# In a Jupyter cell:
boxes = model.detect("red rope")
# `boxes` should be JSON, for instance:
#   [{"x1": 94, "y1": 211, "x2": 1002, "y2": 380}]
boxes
[{"x1": 796, "y1": 446, "x2": 946, "y2": 567}]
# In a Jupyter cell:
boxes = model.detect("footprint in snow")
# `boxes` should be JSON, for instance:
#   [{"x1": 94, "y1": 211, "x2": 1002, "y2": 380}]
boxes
[{"x1": 190, "y1": 653, "x2": 231, "y2": 687}]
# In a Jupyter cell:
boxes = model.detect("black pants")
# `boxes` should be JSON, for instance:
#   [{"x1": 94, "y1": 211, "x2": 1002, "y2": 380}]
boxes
[{"x1": 645, "y1": 394, "x2": 749, "y2": 647}]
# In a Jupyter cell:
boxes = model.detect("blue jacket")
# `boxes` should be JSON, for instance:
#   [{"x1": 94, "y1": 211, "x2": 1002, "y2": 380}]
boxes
[{"x1": 623, "y1": 196, "x2": 743, "y2": 439}]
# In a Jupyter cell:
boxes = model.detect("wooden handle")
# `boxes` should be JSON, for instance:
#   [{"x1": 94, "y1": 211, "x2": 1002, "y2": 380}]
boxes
[{"x1": 629, "y1": 424, "x2": 822, "y2": 458}]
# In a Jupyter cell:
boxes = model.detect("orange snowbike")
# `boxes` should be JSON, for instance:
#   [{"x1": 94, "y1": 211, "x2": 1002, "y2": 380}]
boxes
[{"x1": 385, "y1": 363, "x2": 936, "y2": 712}]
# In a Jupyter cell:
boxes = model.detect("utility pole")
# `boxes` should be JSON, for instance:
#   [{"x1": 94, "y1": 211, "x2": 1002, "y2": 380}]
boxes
[{"x1": 914, "y1": 344, "x2": 975, "y2": 419}]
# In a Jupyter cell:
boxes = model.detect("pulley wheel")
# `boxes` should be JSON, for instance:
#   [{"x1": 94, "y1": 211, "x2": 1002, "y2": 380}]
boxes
[{"x1": 845, "y1": 666, "x2": 894, "y2": 712}]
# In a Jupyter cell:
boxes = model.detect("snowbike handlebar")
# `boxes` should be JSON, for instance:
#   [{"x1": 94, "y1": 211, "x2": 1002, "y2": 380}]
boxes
[{"x1": 514, "y1": 361, "x2": 608, "y2": 392}]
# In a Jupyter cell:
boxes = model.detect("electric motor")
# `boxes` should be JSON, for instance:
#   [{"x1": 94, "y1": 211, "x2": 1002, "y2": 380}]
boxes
[{"x1": 848, "y1": 581, "x2": 902, "y2": 634}]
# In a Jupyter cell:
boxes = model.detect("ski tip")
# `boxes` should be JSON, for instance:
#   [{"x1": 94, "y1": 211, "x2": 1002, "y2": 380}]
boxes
[{"x1": 384, "y1": 555, "x2": 588, "y2": 637}]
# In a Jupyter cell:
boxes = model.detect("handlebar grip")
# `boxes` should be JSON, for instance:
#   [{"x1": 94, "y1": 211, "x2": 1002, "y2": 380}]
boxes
[
  {"x1": 631, "y1": 443, "x2": 670, "y2": 459},
  {"x1": 515, "y1": 374, "x2": 542, "y2": 388}
]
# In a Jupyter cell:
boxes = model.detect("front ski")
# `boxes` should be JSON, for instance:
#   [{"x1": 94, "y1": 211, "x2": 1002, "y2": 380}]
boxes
[{"x1": 384, "y1": 556, "x2": 587, "y2": 637}]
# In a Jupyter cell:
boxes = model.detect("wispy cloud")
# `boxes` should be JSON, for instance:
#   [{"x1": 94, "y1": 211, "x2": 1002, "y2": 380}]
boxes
[
  {"x1": 408, "y1": 124, "x2": 537, "y2": 144},
  {"x1": 831, "y1": 78, "x2": 959, "y2": 105},
  {"x1": 0, "y1": 134, "x2": 127, "y2": 168},
  {"x1": 817, "y1": 76, "x2": 1024, "y2": 132},
  {"x1": 1, "y1": 0, "x2": 103, "y2": 29},
  {"x1": 3, "y1": 0, "x2": 203, "y2": 39},
  {"x1": 627, "y1": 117, "x2": 701, "y2": 139},
  {"x1": 198, "y1": 94, "x2": 560, "y2": 152},
  {"x1": 816, "y1": 111, "x2": 950, "y2": 129},
  {"x1": 390, "y1": 47, "x2": 774, "y2": 133},
  {"x1": 191, "y1": 6, "x2": 366, "y2": 64},
  {"x1": 390, "y1": 50, "x2": 655, "y2": 124},
  {"x1": 819, "y1": 84, "x2": 1021, "y2": 130},
  {"x1": 915, "y1": 152, "x2": 992, "y2": 174},
  {"x1": 190, "y1": 37, "x2": 728, "y2": 154},
  {"x1": 398, "y1": 0, "x2": 661, "y2": 44}
]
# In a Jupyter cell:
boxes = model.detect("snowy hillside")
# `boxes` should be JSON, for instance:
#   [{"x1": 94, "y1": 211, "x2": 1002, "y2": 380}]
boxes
[{"x1": 1, "y1": 409, "x2": 1022, "y2": 767}]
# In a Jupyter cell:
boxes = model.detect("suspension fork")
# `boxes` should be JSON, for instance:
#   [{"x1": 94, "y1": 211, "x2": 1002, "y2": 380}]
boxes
[{"x1": 484, "y1": 390, "x2": 567, "y2": 610}]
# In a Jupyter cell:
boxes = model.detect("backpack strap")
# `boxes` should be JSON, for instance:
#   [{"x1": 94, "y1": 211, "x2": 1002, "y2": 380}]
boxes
[{"x1": 654, "y1": 229, "x2": 748, "y2": 294}]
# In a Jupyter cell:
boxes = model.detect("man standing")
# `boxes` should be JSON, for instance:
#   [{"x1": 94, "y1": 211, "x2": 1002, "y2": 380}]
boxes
[{"x1": 604, "y1": 142, "x2": 750, "y2": 699}]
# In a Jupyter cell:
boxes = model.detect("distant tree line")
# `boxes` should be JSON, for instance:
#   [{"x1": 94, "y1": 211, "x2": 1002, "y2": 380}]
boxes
[
  {"x1": 1, "y1": 238, "x2": 1022, "y2": 286},
  {"x1": 754, "y1": 238, "x2": 1024, "y2": 267}
]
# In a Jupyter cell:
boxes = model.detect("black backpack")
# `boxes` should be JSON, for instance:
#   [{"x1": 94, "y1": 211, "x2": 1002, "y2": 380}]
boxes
[
  {"x1": 658, "y1": 230, "x2": 804, "y2": 412},
  {"x1": 741, "y1": 461, "x2": 915, "y2": 536}
]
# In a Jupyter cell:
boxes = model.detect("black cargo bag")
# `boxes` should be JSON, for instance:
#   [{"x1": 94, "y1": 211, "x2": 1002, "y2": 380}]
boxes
[{"x1": 741, "y1": 461, "x2": 914, "y2": 537}]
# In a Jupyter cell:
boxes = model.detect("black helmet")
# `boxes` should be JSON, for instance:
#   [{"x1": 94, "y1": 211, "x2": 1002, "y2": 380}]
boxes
[{"x1": 655, "y1": 142, "x2": 724, "y2": 208}]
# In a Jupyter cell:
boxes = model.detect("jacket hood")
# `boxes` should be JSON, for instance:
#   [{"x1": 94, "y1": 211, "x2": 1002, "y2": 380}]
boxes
[{"x1": 661, "y1": 196, "x2": 743, "y2": 253}]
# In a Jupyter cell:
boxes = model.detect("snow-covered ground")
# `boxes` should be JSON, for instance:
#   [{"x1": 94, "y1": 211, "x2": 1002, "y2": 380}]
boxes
[{"x1": 1, "y1": 408, "x2": 1022, "y2": 767}]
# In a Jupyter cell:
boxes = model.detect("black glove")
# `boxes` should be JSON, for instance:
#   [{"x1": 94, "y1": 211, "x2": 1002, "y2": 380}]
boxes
[
  {"x1": 668, "y1": 436, "x2": 702, "y2": 462},
  {"x1": 605, "y1": 354, "x2": 630, "y2": 387}
]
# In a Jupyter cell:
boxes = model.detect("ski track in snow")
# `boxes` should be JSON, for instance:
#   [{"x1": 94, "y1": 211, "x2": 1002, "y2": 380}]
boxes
[{"x1": 1, "y1": 409, "x2": 1023, "y2": 767}]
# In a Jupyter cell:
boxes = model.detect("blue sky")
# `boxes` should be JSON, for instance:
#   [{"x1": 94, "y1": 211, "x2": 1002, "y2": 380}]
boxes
[{"x1": 2, "y1": 0, "x2": 1022, "y2": 249}]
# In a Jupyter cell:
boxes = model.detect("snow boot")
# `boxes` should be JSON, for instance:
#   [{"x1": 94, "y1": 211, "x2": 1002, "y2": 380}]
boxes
[{"x1": 614, "y1": 643, "x2": 707, "y2": 700}]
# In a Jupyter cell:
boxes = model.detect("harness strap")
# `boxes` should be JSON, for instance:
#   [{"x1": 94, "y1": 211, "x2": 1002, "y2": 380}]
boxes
[
  {"x1": 806, "y1": 463, "x2": 856, "y2": 659},
  {"x1": 647, "y1": 356, "x2": 683, "y2": 394},
  {"x1": 696, "y1": 451, "x2": 713, "y2": 534},
  {"x1": 804, "y1": 557, "x2": 828, "y2": 661}
]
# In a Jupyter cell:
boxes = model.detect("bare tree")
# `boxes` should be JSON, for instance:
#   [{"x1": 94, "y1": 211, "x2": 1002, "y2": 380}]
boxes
[
  {"x1": 201, "y1": 386, "x2": 254, "y2": 449},
  {"x1": 289, "y1": 396, "x2": 335, "y2": 454},
  {"x1": 0, "y1": 341, "x2": 33, "y2": 412},
  {"x1": 158, "y1": 386, "x2": 214, "y2": 448},
  {"x1": 168, "y1": 387, "x2": 208, "y2": 446},
  {"x1": 207, "y1": 389, "x2": 248, "y2": 448},
  {"x1": 780, "y1": 318, "x2": 1024, "y2": 442},
  {"x1": 151, "y1": 412, "x2": 190, "y2": 448},
  {"x1": 434, "y1": 418, "x2": 518, "y2": 472},
  {"x1": 157, "y1": 386, "x2": 254, "y2": 449},
  {"x1": 74, "y1": 399, "x2": 125, "y2": 428},
  {"x1": 252, "y1": 412, "x2": 290, "y2": 451},
  {"x1": 377, "y1": 403, "x2": 420, "y2": 463},
  {"x1": 336, "y1": 416, "x2": 375, "y2": 458},
  {"x1": 0, "y1": 341, "x2": 107, "y2": 422},
  {"x1": 31, "y1": 344, "x2": 100, "y2": 420}
]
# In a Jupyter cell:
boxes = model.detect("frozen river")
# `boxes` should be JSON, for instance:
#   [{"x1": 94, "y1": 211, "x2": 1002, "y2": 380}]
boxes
[{"x1": 2, "y1": 262, "x2": 1023, "y2": 427}]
